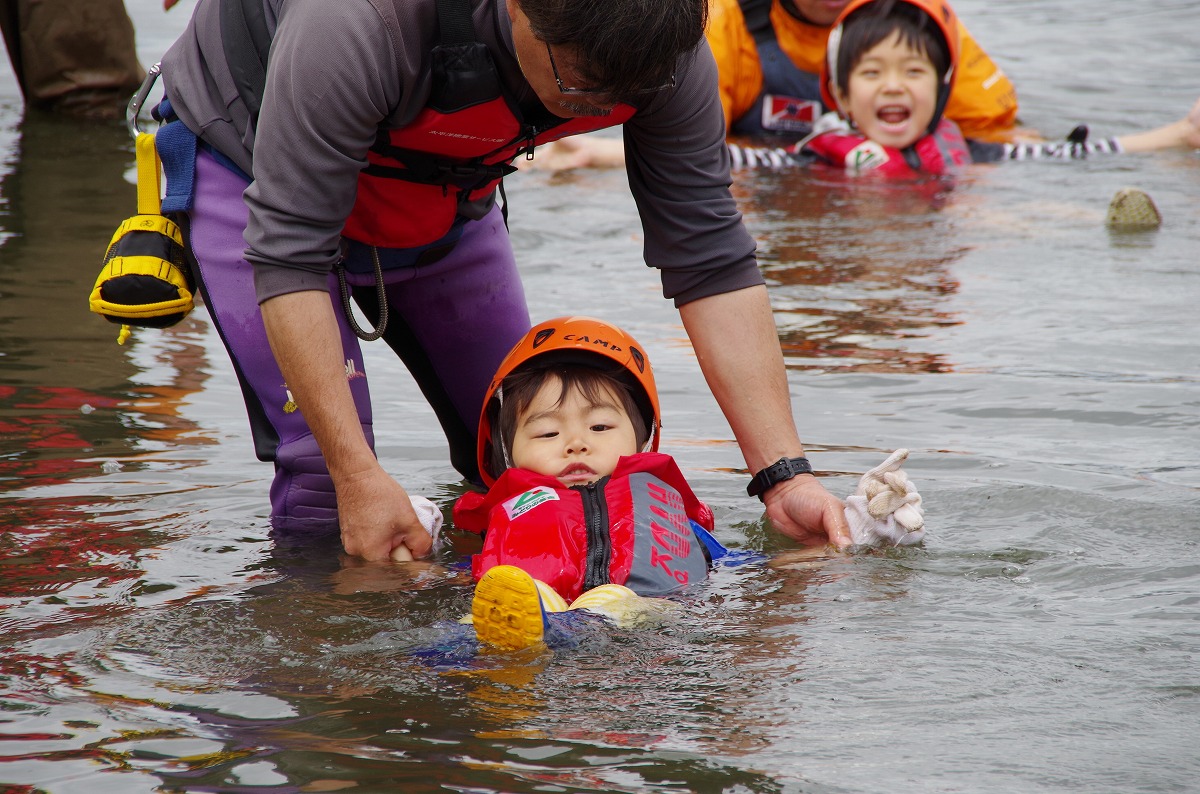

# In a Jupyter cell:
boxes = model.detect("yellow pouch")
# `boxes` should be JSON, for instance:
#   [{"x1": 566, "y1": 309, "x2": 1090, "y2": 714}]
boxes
[{"x1": 89, "y1": 132, "x2": 194, "y2": 344}]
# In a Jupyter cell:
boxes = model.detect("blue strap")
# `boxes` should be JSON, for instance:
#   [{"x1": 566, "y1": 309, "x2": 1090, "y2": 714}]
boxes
[
  {"x1": 691, "y1": 520, "x2": 730, "y2": 560},
  {"x1": 155, "y1": 118, "x2": 198, "y2": 213},
  {"x1": 690, "y1": 519, "x2": 771, "y2": 567}
]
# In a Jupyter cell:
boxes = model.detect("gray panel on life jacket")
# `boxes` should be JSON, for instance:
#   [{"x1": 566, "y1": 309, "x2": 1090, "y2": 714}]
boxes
[{"x1": 625, "y1": 472, "x2": 710, "y2": 596}]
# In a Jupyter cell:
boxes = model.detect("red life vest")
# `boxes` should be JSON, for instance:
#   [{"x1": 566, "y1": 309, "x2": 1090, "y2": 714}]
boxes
[
  {"x1": 217, "y1": 0, "x2": 637, "y2": 250},
  {"x1": 343, "y1": 95, "x2": 634, "y2": 249},
  {"x1": 453, "y1": 452, "x2": 716, "y2": 602},
  {"x1": 803, "y1": 118, "x2": 972, "y2": 177}
]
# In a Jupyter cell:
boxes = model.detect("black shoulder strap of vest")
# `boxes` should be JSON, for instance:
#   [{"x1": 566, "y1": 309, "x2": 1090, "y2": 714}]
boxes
[
  {"x1": 221, "y1": 0, "x2": 491, "y2": 125},
  {"x1": 221, "y1": 0, "x2": 272, "y2": 127},
  {"x1": 428, "y1": 0, "x2": 503, "y2": 113},
  {"x1": 739, "y1": 0, "x2": 777, "y2": 46},
  {"x1": 435, "y1": 0, "x2": 475, "y2": 45}
]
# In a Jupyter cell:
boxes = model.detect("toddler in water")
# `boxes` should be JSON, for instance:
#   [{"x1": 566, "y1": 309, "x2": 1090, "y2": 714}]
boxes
[
  {"x1": 452, "y1": 316, "x2": 924, "y2": 651},
  {"x1": 452, "y1": 316, "x2": 720, "y2": 649},
  {"x1": 728, "y1": 0, "x2": 1200, "y2": 175}
]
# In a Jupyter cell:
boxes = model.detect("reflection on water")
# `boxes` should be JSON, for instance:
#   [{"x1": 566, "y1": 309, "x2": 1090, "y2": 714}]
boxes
[
  {"x1": 735, "y1": 171, "x2": 968, "y2": 374},
  {"x1": 0, "y1": 109, "x2": 223, "y2": 638},
  {"x1": 1, "y1": 115, "x2": 140, "y2": 387},
  {"x1": 3, "y1": 0, "x2": 1200, "y2": 791}
]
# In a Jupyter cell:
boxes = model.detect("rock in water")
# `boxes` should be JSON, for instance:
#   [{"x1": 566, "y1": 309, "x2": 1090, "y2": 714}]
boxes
[{"x1": 1106, "y1": 187, "x2": 1162, "y2": 230}]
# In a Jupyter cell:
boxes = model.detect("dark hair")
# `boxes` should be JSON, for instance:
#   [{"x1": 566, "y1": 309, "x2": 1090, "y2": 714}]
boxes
[
  {"x1": 835, "y1": 0, "x2": 950, "y2": 97},
  {"x1": 515, "y1": 0, "x2": 707, "y2": 100},
  {"x1": 487, "y1": 364, "x2": 650, "y2": 478}
]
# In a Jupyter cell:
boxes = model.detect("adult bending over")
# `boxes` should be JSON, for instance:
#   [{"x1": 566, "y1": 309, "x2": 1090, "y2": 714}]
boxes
[{"x1": 153, "y1": 0, "x2": 851, "y2": 559}]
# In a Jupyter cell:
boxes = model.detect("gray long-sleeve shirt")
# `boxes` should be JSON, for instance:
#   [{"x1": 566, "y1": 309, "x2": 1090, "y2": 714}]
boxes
[{"x1": 160, "y1": 0, "x2": 763, "y2": 306}]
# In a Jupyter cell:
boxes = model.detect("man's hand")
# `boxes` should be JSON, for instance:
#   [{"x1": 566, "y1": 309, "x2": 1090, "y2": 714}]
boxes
[
  {"x1": 336, "y1": 466, "x2": 434, "y2": 561},
  {"x1": 761, "y1": 474, "x2": 852, "y2": 548},
  {"x1": 260, "y1": 290, "x2": 430, "y2": 562}
]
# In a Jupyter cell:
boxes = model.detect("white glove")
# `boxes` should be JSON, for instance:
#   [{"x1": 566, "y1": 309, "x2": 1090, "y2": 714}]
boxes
[
  {"x1": 390, "y1": 495, "x2": 444, "y2": 562},
  {"x1": 409, "y1": 494, "x2": 444, "y2": 541},
  {"x1": 843, "y1": 449, "x2": 925, "y2": 546}
]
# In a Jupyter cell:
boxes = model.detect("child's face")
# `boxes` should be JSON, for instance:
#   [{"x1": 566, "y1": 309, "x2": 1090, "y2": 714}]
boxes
[
  {"x1": 837, "y1": 30, "x2": 939, "y2": 150},
  {"x1": 510, "y1": 375, "x2": 639, "y2": 487}
]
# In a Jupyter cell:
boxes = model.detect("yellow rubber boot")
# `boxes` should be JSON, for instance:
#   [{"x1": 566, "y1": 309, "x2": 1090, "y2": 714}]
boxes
[
  {"x1": 569, "y1": 584, "x2": 682, "y2": 629},
  {"x1": 472, "y1": 565, "x2": 551, "y2": 651},
  {"x1": 533, "y1": 579, "x2": 569, "y2": 613},
  {"x1": 567, "y1": 583, "x2": 642, "y2": 626}
]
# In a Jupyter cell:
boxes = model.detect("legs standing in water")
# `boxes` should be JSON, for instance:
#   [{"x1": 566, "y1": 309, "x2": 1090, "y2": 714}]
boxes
[{"x1": 0, "y1": 0, "x2": 143, "y2": 119}]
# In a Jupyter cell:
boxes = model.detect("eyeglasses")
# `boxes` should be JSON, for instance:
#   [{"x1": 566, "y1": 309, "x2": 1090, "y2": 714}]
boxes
[{"x1": 545, "y1": 42, "x2": 677, "y2": 96}]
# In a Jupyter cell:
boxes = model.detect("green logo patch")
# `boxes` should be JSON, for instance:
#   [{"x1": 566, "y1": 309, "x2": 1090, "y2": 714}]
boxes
[{"x1": 505, "y1": 486, "x2": 559, "y2": 519}]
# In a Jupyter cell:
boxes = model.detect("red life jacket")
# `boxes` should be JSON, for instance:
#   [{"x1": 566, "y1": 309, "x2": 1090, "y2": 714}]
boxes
[
  {"x1": 343, "y1": 80, "x2": 634, "y2": 249},
  {"x1": 803, "y1": 118, "x2": 972, "y2": 177},
  {"x1": 453, "y1": 452, "x2": 716, "y2": 602},
  {"x1": 218, "y1": 0, "x2": 636, "y2": 250}
]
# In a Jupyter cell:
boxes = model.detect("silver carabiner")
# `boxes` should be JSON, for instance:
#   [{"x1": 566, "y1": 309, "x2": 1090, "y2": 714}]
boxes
[{"x1": 126, "y1": 62, "x2": 163, "y2": 139}]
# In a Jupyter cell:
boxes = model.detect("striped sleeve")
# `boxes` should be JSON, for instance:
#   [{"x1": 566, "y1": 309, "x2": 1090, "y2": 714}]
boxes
[
  {"x1": 1001, "y1": 138, "x2": 1123, "y2": 160},
  {"x1": 726, "y1": 143, "x2": 805, "y2": 169}
]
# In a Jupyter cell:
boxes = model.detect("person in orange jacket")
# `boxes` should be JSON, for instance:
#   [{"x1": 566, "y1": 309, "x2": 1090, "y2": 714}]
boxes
[
  {"x1": 709, "y1": 0, "x2": 1018, "y2": 142},
  {"x1": 526, "y1": 0, "x2": 1018, "y2": 170}
]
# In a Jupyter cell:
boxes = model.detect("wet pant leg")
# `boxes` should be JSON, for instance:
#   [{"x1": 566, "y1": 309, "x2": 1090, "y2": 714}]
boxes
[
  {"x1": 186, "y1": 149, "x2": 375, "y2": 534},
  {"x1": 347, "y1": 205, "x2": 531, "y2": 482},
  {"x1": 3, "y1": 0, "x2": 142, "y2": 118}
]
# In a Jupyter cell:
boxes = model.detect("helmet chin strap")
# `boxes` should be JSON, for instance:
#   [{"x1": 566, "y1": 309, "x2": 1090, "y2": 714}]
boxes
[
  {"x1": 825, "y1": 23, "x2": 848, "y2": 118},
  {"x1": 640, "y1": 420, "x2": 658, "y2": 454},
  {"x1": 928, "y1": 63, "x2": 954, "y2": 133},
  {"x1": 495, "y1": 384, "x2": 515, "y2": 471}
]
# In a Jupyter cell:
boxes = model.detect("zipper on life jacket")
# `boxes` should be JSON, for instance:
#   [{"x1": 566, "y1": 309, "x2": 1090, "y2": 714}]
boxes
[
  {"x1": 511, "y1": 115, "x2": 572, "y2": 162},
  {"x1": 517, "y1": 123, "x2": 545, "y2": 162},
  {"x1": 577, "y1": 478, "x2": 612, "y2": 591}
]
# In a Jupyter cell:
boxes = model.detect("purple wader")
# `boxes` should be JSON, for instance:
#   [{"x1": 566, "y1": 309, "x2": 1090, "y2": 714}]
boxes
[{"x1": 187, "y1": 149, "x2": 530, "y2": 534}]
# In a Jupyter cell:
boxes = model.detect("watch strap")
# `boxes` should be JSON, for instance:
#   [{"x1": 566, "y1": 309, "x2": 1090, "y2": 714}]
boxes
[{"x1": 747, "y1": 456, "x2": 813, "y2": 500}]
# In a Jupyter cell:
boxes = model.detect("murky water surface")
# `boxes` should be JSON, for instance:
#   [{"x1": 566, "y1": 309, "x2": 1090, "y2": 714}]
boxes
[{"x1": 2, "y1": 1, "x2": 1198, "y2": 791}]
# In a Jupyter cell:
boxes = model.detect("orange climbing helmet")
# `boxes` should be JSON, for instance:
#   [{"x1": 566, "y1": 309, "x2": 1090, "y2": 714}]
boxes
[
  {"x1": 821, "y1": 0, "x2": 961, "y2": 133},
  {"x1": 476, "y1": 316, "x2": 662, "y2": 486}
]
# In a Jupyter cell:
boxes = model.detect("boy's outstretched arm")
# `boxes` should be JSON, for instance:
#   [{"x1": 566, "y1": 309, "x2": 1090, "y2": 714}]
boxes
[
  {"x1": 679, "y1": 286, "x2": 852, "y2": 548},
  {"x1": 1117, "y1": 97, "x2": 1200, "y2": 153}
]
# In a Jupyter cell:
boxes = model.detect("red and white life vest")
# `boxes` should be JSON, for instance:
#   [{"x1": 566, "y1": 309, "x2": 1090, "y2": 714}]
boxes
[
  {"x1": 453, "y1": 452, "x2": 715, "y2": 602},
  {"x1": 804, "y1": 117, "x2": 972, "y2": 176}
]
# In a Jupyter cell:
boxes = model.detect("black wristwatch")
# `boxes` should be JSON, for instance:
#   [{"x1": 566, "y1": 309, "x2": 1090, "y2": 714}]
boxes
[{"x1": 746, "y1": 456, "x2": 814, "y2": 501}]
